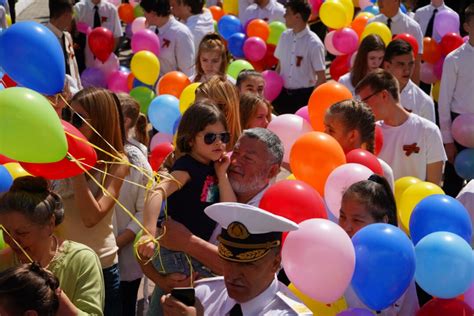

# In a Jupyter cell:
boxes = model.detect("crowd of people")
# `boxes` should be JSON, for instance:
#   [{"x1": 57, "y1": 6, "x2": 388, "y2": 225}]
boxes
[{"x1": 0, "y1": 0, "x2": 474, "y2": 315}]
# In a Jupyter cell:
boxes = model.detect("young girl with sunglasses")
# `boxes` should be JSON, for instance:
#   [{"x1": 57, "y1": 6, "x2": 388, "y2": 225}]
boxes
[{"x1": 137, "y1": 101, "x2": 236, "y2": 314}]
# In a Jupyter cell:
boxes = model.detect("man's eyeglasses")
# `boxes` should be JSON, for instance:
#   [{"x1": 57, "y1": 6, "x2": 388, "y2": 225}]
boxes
[
  {"x1": 62, "y1": 107, "x2": 87, "y2": 129},
  {"x1": 360, "y1": 90, "x2": 382, "y2": 103},
  {"x1": 203, "y1": 132, "x2": 231, "y2": 145}
]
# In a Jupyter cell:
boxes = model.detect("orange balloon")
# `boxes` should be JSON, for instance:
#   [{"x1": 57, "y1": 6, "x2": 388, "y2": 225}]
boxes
[
  {"x1": 290, "y1": 132, "x2": 346, "y2": 195},
  {"x1": 247, "y1": 19, "x2": 270, "y2": 42},
  {"x1": 422, "y1": 37, "x2": 442, "y2": 64},
  {"x1": 118, "y1": 3, "x2": 135, "y2": 23},
  {"x1": 308, "y1": 81, "x2": 353, "y2": 131},
  {"x1": 351, "y1": 14, "x2": 370, "y2": 38},
  {"x1": 127, "y1": 73, "x2": 135, "y2": 90},
  {"x1": 157, "y1": 71, "x2": 191, "y2": 98},
  {"x1": 209, "y1": 6, "x2": 224, "y2": 22}
]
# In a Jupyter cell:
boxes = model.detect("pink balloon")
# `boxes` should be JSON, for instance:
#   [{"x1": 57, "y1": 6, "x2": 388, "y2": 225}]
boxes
[
  {"x1": 325, "y1": 31, "x2": 344, "y2": 56},
  {"x1": 282, "y1": 219, "x2": 355, "y2": 303},
  {"x1": 243, "y1": 36, "x2": 267, "y2": 62},
  {"x1": 420, "y1": 62, "x2": 438, "y2": 84},
  {"x1": 464, "y1": 36, "x2": 470, "y2": 43},
  {"x1": 150, "y1": 132, "x2": 174, "y2": 151},
  {"x1": 131, "y1": 17, "x2": 147, "y2": 34},
  {"x1": 107, "y1": 70, "x2": 130, "y2": 93},
  {"x1": 333, "y1": 28, "x2": 359, "y2": 55},
  {"x1": 267, "y1": 114, "x2": 313, "y2": 163},
  {"x1": 452, "y1": 114, "x2": 474, "y2": 148},
  {"x1": 433, "y1": 57, "x2": 444, "y2": 80},
  {"x1": 131, "y1": 29, "x2": 161, "y2": 57},
  {"x1": 309, "y1": 0, "x2": 323, "y2": 14},
  {"x1": 295, "y1": 106, "x2": 310, "y2": 123},
  {"x1": 465, "y1": 280, "x2": 474, "y2": 309},
  {"x1": 93, "y1": 53, "x2": 119, "y2": 79},
  {"x1": 108, "y1": 0, "x2": 120, "y2": 6},
  {"x1": 262, "y1": 70, "x2": 284, "y2": 102},
  {"x1": 358, "y1": 0, "x2": 373, "y2": 9},
  {"x1": 76, "y1": 21, "x2": 90, "y2": 34},
  {"x1": 323, "y1": 163, "x2": 373, "y2": 218}
]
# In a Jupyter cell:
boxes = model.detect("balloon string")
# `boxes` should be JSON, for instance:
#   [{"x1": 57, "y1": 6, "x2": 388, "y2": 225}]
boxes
[{"x1": 0, "y1": 225, "x2": 34, "y2": 263}]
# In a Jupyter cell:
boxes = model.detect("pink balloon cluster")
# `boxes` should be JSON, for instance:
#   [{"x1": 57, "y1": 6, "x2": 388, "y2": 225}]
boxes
[{"x1": 262, "y1": 70, "x2": 284, "y2": 102}]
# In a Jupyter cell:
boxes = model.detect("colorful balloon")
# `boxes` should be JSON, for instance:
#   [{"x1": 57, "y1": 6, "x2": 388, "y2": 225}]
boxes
[
  {"x1": 130, "y1": 51, "x2": 160, "y2": 85},
  {"x1": 131, "y1": 29, "x2": 161, "y2": 56},
  {"x1": 452, "y1": 114, "x2": 474, "y2": 148},
  {"x1": 88, "y1": 27, "x2": 114, "y2": 62},
  {"x1": 394, "y1": 176, "x2": 422, "y2": 207},
  {"x1": 149, "y1": 143, "x2": 174, "y2": 171},
  {"x1": 81, "y1": 67, "x2": 107, "y2": 88},
  {"x1": 345, "y1": 149, "x2": 383, "y2": 174},
  {"x1": 209, "y1": 6, "x2": 224, "y2": 22},
  {"x1": 217, "y1": 15, "x2": 243, "y2": 40},
  {"x1": 148, "y1": 95, "x2": 181, "y2": 135},
  {"x1": 361, "y1": 22, "x2": 392, "y2": 46},
  {"x1": 227, "y1": 59, "x2": 254, "y2": 80},
  {"x1": 150, "y1": 132, "x2": 174, "y2": 151},
  {"x1": 420, "y1": 62, "x2": 438, "y2": 84},
  {"x1": 295, "y1": 106, "x2": 310, "y2": 123},
  {"x1": 131, "y1": 17, "x2": 146, "y2": 34},
  {"x1": 130, "y1": 86, "x2": 155, "y2": 114},
  {"x1": 422, "y1": 37, "x2": 442, "y2": 64},
  {"x1": 228, "y1": 32, "x2": 246, "y2": 58},
  {"x1": 440, "y1": 33, "x2": 464, "y2": 56},
  {"x1": 329, "y1": 55, "x2": 351, "y2": 81},
  {"x1": 333, "y1": 28, "x2": 359, "y2": 55},
  {"x1": 434, "y1": 10, "x2": 460, "y2": 39},
  {"x1": 179, "y1": 82, "x2": 200, "y2": 113},
  {"x1": 222, "y1": 0, "x2": 238, "y2": 15},
  {"x1": 93, "y1": 53, "x2": 119, "y2": 78},
  {"x1": 0, "y1": 165, "x2": 13, "y2": 193},
  {"x1": 133, "y1": 5, "x2": 144, "y2": 17},
  {"x1": 393, "y1": 33, "x2": 419, "y2": 55},
  {"x1": 290, "y1": 283, "x2": 348, "y2": 316},
  {"x1": 157, "y1": 71, "x2": 190, "y2": 98},
  {"x1": 267, "y1": 21, "x2": 286, "y2": 45},
  {"x1": 4, "y1": 163, "x2": 31, "y2": 179},
  {"x1": 243, "y1": 36, "x2": 267, "y2": 62},
  {"x1": 107, "y1": 70, "x2": 130, "y2": 93},
  {"x1": 320, "y1": 0, "x2": 349, "y2": 30},
  {"x1": 454, "y1": 149, "x2": 474, "y2": 180},
  {"x1": 351, "y1": 14, "x2": 370, "y2": 38},
  {"x1": 118, "y1": 3, "x2": 135, "y2": 23},
  {"x1": 262, "y1": 70, "x2": 284, "y2": 102},
  {"x1": 247, "y1": 19, "x2": 270, "y2": 41},
  {"x1": 418, "y1": 298, "x2": 473, "y2": 316}
]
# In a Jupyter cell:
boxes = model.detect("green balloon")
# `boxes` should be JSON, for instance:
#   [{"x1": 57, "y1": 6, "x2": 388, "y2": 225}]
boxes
[
  {"x1": 0, "y1": 230, "x2": 5, "y2": 250},
  {"x1": 0, "y1": 87, "x2": 68, "y2": 163},
  {"x1": 134, "y1": 5, "x2": 145, "y2": 17},
  {"x1": 213, "y1": 20, "x2": 218, "y2": 33},
  {"x1": 227, "y1": 60, "x2": 254, "y2": 80},
  {"x1": 268, "y1": 21, "x2": 287, "y2": 45},
  {"x1": 130, "y1": 86, "x2": 155, "y2": 114}
]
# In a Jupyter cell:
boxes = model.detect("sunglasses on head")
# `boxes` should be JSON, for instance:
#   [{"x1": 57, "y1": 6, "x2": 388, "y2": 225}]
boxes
[
  {"x1": 203, "y1": 132, "x2": 231, "y2": 145},
  {"x1": 62, "y1": 107, "x2": 86, "y2": 129}
]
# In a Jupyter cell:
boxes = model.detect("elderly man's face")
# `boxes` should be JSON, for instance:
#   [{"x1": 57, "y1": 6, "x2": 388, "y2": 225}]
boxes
[
  {"x1": 228, "y1": 137, "x2": 276, "y2": 196},
  {"x1": 223, "y1": 250, "x2": 281, "y2": 303}
]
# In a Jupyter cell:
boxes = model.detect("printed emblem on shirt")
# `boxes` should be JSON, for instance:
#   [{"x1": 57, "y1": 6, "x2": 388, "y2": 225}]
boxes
[
  {"x1": 101, "y1": 16, "x2": 108, "y2": 23},
  {"x1": 403, "y1": 143, "x2": 420, "y2": 156},
  {"x1": 162, "y1": 39, "x2": 171, "y2": 48},
  {"x1": 200, "y1": 175, "x2": 219, "y2": 203},
  {"x1": 296, "y1": 56, "x2": 303, "y2": 67}
]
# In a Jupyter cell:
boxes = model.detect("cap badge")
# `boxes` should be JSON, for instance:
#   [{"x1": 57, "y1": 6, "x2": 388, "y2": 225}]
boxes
[{"x1": 227, "y1": 222, "x2": 250, "y2": 240}]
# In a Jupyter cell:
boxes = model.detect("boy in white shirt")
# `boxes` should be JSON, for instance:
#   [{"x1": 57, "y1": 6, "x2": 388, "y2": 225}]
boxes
[{"x1": 240, "y1": 0, "x2": 285, "y2": 25}]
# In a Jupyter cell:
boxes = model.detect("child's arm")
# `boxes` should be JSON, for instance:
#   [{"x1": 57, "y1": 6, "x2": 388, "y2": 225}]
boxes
[
  {"x1": 215, "y1": 154, "x2": 237, "y2": 202},
  {"x1": 137, "y1": 170, "x2": 190, "y2": 259}
]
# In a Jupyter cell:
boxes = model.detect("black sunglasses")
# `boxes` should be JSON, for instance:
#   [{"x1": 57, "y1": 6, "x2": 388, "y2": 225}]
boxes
[
  {"x1": 203, "y1": 132, "x2": 231, "y2": 145},
  {"x1": 62, "y1": 107, "x2": 86, "y2": 129}
]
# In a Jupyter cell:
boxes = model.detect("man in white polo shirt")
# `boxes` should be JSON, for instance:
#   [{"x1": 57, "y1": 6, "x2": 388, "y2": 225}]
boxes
[
  {"x1": 141, "y1": 0, "x2": 196, "y2": 77},
  {"x1": 369, "y1": 0, "x2": 423, "y2": 85},
  {"x1": 240, "y1": 0, "x2": 286, "y2": 25},
  {"x1": 273, "y1": 0, "x2": 325, "y2": 114}
]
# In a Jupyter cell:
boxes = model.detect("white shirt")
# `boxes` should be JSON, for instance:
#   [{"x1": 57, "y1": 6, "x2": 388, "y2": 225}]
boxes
[
  {"x1": 239, "y1": 0, "x2": 254, "y2": 20},
  {"x1": 438, "y1": 42, "x2": 474, "y2": 143},
  {"x1": 275, "y1": 26, "x2": 325, "y2": 89},
  {"x1": 400, "y1": 80, "x2": 435, "y2": 123},
  {"x1": 338, "y1": 72, "x2": 356, "y2": 96},
  {"x1": 196, "y1": 276, "x2": 312, "y2": 315},
  {"x1": 185, "y1": 10, "x2": 215, "y2": 51},
  {"x1": 378, "y1": 113, "x2": 446, "y2": 181},
  {"x1": 369, "y1": 9, "x2": 424, "y2": 54},
  {"x1": 456, "y1": 180, "x2": 474, "y2": 246},
  {"x1": 112, "y1": 141, "x2": 152, "y2": 281},
  {"x1": 156, "y1": 16, "x2": 196, "y2": 77},
  {"x1": 414, "y1": 3, "x2": 458, "y2": 37},
  {"x1": 240, "y1": 0, "x2": 285, "y2": 25}
]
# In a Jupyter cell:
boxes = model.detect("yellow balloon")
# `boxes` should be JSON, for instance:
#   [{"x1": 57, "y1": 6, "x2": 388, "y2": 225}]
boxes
[
  {"x1": 130, "y1": 51, "x2": 160, "y2": 86},
  {"x1": 6, "y1": 14, "x2": 11, "y2": 27},
  {"x1": 398, "y1": 181, "x2": 445, "y2": 233},
  {"x1": 179, "y1": 82, "x2": 201, "y2": 113},
  {"x1": 356, "y1": 11, "x2": 375, "y2": 19},
  {"x1": 339, "y1": 0, "x2": 354, "y2": 26},
  {"x1": 361, "y1": 22, "x2": 392, "y2": 46},
  {"x1": 4, "y1": 163, "x2": 31, "y2": 179},
  {"x1": 432, "y1": 80, "x2": 440, "y2": 102},
  {"x1": 394, "y1": 176, "x2": 422, "y2": 207},
  {"x1": 223, "y1": 0, "x2": 238, "y2": 15},
  {"x1": 288, "y1": 283, "x2": 347, "y2": 316},
  {"x1": 286, "y1": 174, "x2": 296, "y2": 180},
  {"x1": 320, "y1": 0, "x2": 349, "y2": 30}
]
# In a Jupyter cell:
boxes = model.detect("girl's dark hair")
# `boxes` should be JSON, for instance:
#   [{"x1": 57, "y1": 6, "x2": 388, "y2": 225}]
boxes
[
  {"x1": 343, "y1": 174, "x2": 397, "y2": 226},
  {"x1": 236, "y1": 70, "x2": 263, "y2": 88},
  {"x1": 0, "y1": 262, "x2": 60, "y2": 316},
  {"x1": 0, "y1": 176, "x2": 64, "y2": 227},
  {"x1": 176, "y1": 101, "x2": 228, "y2": 153},
  {"x1": 117, "y1": 93, "x2": 150, "y2": 147},
  {"x1": 351, "y1": 34, "x2": 385, "y2": 88},
  {"x1": 326, "y1": 99, "x2": 376, "y2": 153}
]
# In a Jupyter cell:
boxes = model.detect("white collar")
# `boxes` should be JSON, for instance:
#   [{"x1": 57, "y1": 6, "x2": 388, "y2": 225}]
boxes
[
  {"x1": 46, "y1": 22, "x2": 63, "y2": 39},
  {"x1": 246, "y1": 185, "x2": 270, "y2": 207},
  {"x1": 262, "y1": 0, "x2": 276, "y2": 11},
  {"x1": 86, "y1": 0, "x2": 102, "y2": 9},
  {"x1": 293, "y1": 25, "x2": 310, "y2": 38},
  {"x1": 401, "y1": 79, "x2": 415, "y2": 94},
  {"x1": 225, "y1": 277, "x2": 279, "y2": 315},
  {"x1": 385, "y1": 9, "x2": 403, "y2": 22},
  {"x1": 158, "y1": 16, "x2": 174, "y2": 34},
  {"x1": 429, "y1": 2, "x2": 446, "y2": 11}
]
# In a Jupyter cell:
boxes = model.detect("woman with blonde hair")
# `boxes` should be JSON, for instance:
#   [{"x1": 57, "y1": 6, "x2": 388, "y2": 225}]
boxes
[
  {"x1": 57, "y1": 87, "x2": 129, "y2": 316},
  {"x1": 239, "y1": 93, "x2": 273, "y2": 129},
  {"x1": 195, "y1": 75, "x2": 241, "y2": 148}
]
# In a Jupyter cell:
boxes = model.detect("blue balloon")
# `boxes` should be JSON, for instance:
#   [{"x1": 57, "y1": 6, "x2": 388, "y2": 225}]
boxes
[
  {"x1": 400, "y1": 4, "x2": 407, "y2": 14},
  {"x1": 363, "y1": 5, "x2": 380, "y2": 15},
  {"x1": 410, "y1": 194, "x2": 472, "y2": 245},
  {"x1": 217, "y1": 15, "x2": 243, "y2": 40},
  {"x1": 0, "y1": 0, "x2": 6, "y2": 7},
  {"x1": 0, "y1": 165, "x2": 13, "y2": 193},
  {"x1": 351, "y1": 224, "x2": 416, "y2": 311},
  {"x1": 133, "y1": 78, "x2": 153, "y2": 90},
  {"x1": 228, "y1": 33, "x2": 246, "y2": 58},
  {"x1": 148, "y1": 94, "x2": 181, "y2": 135},
  {"x1": 455, "y1": 148, "x2": 474, "y2": 180},
  {"x1": 415, "y1": 232, "x2": 473, "y2": 298},
  {"x1": 80, "y1": 67, "x2": 107, "y2": 88},
  {"x1": 337, "y1": 308, "x2": 374, "y2": 316},
  {"x1": 0, "y1": 21, "x2": 65, "y2": 95}
]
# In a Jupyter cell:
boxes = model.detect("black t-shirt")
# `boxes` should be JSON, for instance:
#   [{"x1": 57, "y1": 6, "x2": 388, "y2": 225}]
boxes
[{"x1": 166, "y1": 155, "x2": 219, "y2": 241}]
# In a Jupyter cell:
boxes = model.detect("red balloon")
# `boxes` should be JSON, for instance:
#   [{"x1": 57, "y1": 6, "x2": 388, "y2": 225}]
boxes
[
  {"x1": 440, "y1": 33, "x2": 464, "y2": 56},
  {"x1": 259, "y1": 179, "x2": 328, "y2": 224},
  {"x1": 149, "y1": 143, "x2": 174, "y2": 171},
  {"x1": 0, "y1": 154, "x2": 15, "y2": 165},
  {"x1": 1, "y1": 74, "x2": 17, "y2": 88},
  {"x1": 88, "y1": 27, "x2": 114, "y2": 62},
  {"x1": 330, "y1": 54, "x2": 350, "y2": 81},
  {"x1": 346, "y1": 148, "x2": 383, "y2": 175},
  {"x1": 374, "y1": 125, "x2": 384, "y2": 156},
  {"x1": 262, "y1": 44, "x2": 278, "y2": 69},
  {"x1": 417, "y1": 298, "x2": 473, "y2": 316},
  {"x1": 393, "y1": 33, "x2": 419, "y2": 57},
  {"x1": 21, "y1": 121, "x2": 97, "y2": 179}
]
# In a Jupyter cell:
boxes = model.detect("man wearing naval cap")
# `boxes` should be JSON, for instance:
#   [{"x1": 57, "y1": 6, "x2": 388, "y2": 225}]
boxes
[{"x1": 161, "y1": 202, "x2": 312, "y2": 315}]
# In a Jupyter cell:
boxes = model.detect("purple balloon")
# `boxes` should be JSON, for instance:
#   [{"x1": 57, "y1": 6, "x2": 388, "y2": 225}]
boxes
[
  {"x1": 262, "y1": 70, "x2": 283, "y2": 102},
  {"x1": 243, "y1": 36, "x2": 267, "y2": 62},
  {"x1": 125, "y1": 23, "x2": 133, "y2": 40},
  {"x1": 107, "y1": 70, "x2": 130, "y2": 93},
  {"x1": 81, "y1": 67, "x2": 107, "y2": 88},
  {"x1": 337, "y1": 308, "x2": 374, "y2": 316},
  {"x1": 131, "y1": 29, "x2": 160, "y2": 57},
  {"x1": 452, "y1": 113, "x2": 474, "y2": 148},
  {"x1": 333, "y1": 28, "x2": 359, "y2": 55},
  {"x1": 434, "y1": 10, "x2": 460, "y2": 39}
]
